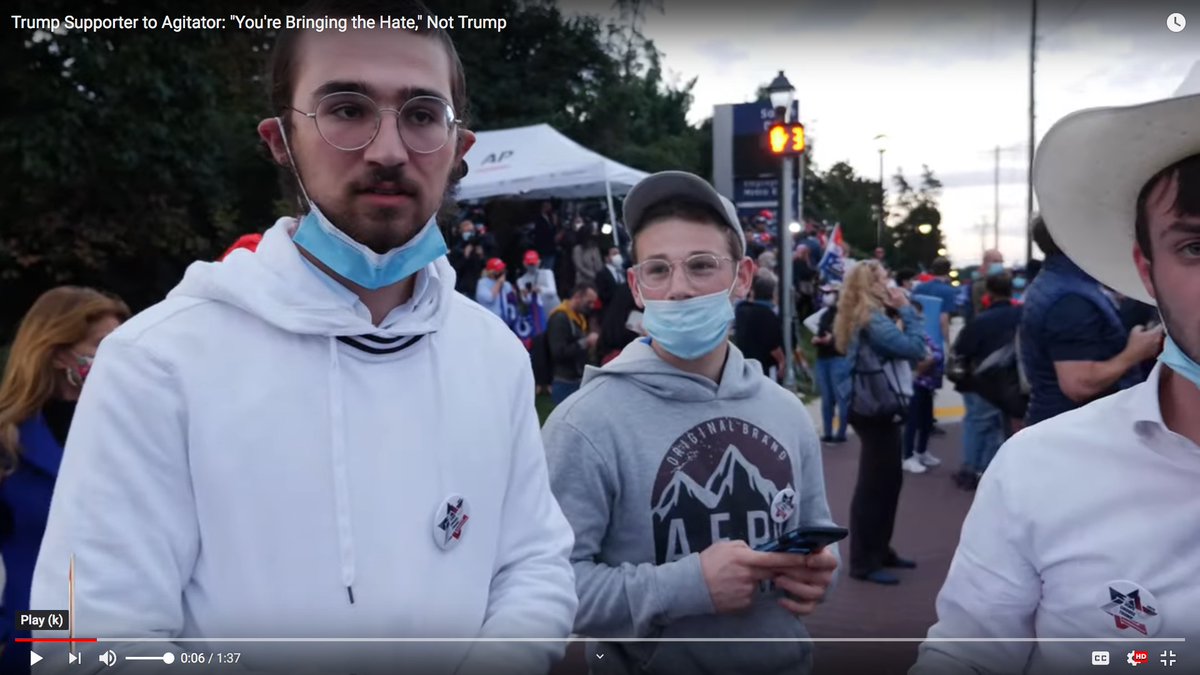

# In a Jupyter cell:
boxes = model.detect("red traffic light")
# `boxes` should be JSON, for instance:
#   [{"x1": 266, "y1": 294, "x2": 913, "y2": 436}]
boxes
[{"x1": 767, "y1": 123, "x2": 806, "y2": 156}]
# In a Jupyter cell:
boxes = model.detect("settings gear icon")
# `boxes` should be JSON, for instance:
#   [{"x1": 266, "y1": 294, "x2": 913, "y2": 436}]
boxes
[{"x1": 1128, "y1": 650, "x2": 1146, "y2": 667}]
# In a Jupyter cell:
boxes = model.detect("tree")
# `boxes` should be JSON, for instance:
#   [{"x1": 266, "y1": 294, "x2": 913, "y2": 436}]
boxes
[
  {"x1": 447, "y1": 0, "x2": 705, "y2": 175},
  {"x1": 804, "y1": 161, "x2": 882, "y2": 257},
  {"x1": 0, "y1": 0, "x2": 283, "y2": 331},
  {"x1": 0, "y1": 0, "x2": 709, "y2": 336},
  {"x1": 886, "y1": 165, "x2": 946, "y2": 270}
]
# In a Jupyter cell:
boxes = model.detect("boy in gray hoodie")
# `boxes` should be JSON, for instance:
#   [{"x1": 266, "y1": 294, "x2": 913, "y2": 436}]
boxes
[{"x1": 543, "y1": 171, "x2": 841, "y2": 675}]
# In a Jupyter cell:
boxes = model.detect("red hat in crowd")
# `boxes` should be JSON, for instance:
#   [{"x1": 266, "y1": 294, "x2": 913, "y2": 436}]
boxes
[
  {"x1": 523, "y1": 250, "x2": 541, "y2": 267},
  {"x1": 485, "y1": 258, "x2": 507, "y2": 273},
  {"x1": 218, "y1": 233, "x2": 263, "y2": 261}
]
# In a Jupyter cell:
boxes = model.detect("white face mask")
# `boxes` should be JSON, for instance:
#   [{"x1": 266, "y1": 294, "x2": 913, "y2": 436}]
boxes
[
  {"x1": 823, "y1": 293, "x2": 837, "y2": 305},
  {"x1": 611, "y1": 255, "x2": 624, "y2": 268}
]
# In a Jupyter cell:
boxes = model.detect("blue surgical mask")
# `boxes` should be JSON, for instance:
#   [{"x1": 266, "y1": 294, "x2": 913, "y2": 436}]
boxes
[
  {"x1": 292, "y1": 204, "x2": 447, "y2": 290},
  {"x1": 276, "y1": 117, "x2": 447, "y2": 290},
  {"x1": 1159, "y1": 335, "x2": 1200, "y2": 390},
  {"x1": 640, "y1": 281, "x2": 736, "y2": 361},
  {"x1": 1013, "y1": 277, "x2": 1027, "y2": 290},
  {"x1": 988, "y1": 262, "x2": 1006, "y2": 276}
]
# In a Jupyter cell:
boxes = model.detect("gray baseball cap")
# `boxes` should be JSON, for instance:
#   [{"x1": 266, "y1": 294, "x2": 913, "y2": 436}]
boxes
[{"x1": 623, "y1": 171, "x2": 746, "y2": 257}]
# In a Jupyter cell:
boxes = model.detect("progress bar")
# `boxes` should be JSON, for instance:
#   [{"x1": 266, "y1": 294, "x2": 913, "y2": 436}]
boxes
[{"x1": 81, "y1": 637, "x2": 1188, "y2": 643}]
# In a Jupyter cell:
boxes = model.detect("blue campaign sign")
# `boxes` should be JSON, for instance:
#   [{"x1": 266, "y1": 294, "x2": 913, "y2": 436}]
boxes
[
  {"x1": 912, "y1": 294, "x2": 944, "y2": 350},
  {"x1": 733, "y1": 101, "x2": 799, "y2": 136},
  {"x1": 734, "y1": 177, "x2": 779, "y2": 202}
]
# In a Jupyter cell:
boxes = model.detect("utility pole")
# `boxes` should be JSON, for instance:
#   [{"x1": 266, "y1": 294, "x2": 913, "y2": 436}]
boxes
[
  {"x1": 979, "y1": 218, "x2": 989, "y2": 261},
  {"x1": 874, "y1": 134, "x2": 887, "y2": 248},
  {"x1": 994, "y1": 145, "x2": 1001, "y2": 251},
  {"x1": 877, "y1": 148, "x2": 886, "y2": 247},
  {"x1": 780, "y1": 138, "x2": 795, "y2": 390},
  {"x1": 1025, "y1": 0, "x2": 1038, "y2": 264},
  {"x1": 765, "y1": 71, "x2": 799, "y2": 391}
]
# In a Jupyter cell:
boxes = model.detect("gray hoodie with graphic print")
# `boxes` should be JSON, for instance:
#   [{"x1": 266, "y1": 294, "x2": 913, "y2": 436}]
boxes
[{"x1": 543, "y1": 339, "x2": 840, "y2": 675}]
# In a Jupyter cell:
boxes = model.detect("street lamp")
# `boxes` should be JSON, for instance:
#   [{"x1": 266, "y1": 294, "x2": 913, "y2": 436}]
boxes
[
  {"x1": 937, "y1": 247, "x2": 949, "y2": 256},
  {"x1": 766, "y1": 70, "x2": 795, "y2": 119},
  {"x1": 874, "y1": 134, "x2": 887, "y2": 248},
  {"x1": 766, "y1": 71, "x2": 799, "y2": 391},
  {"x1": 917, "y1": 223, "x2": 933, "y2": 235}
]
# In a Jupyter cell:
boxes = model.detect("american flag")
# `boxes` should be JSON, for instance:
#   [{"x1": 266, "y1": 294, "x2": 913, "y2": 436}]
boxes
[
  {"x1": 817, "y1": 223, "x2": 846, "y2": 284},
  {"x1": 510, "y1": 292, "x2": 548, "y2": 349}
]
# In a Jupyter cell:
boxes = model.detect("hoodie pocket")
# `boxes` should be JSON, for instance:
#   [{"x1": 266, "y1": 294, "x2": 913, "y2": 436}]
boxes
[{"x1": 640, "y1": 605, "x2": 813, "y2": 675}]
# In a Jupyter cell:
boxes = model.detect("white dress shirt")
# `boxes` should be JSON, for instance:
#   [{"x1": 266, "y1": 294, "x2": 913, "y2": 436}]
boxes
[{"x1": 913, "y1": 363, "x2": 1200, "y2": 674}]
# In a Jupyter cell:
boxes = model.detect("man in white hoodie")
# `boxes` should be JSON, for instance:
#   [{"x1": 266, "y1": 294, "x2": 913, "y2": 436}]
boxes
[{"x1": 29, "y1": 1, "x2": 576, "y2": 673}]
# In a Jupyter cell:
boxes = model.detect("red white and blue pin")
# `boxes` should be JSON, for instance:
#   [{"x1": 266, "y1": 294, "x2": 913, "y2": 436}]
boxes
[{"x1": 434, "y1": 494, "x2": 471, "y2": 551}]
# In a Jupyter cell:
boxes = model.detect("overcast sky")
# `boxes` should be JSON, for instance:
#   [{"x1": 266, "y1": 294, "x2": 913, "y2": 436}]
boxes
[{"x1": 566, "y1": 0, "x2": 1198, "y2": 265}]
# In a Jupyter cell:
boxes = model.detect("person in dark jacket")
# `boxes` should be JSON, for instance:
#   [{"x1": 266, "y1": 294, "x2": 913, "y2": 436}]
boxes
[
  {"x1": 0, "y1": 287, "x2": 129, "y2": 674},
  {"x1": 950, "y1": 272, "x2": 1023, "y2": 490},
  {"x1": 597, "y1": 282, "x2": 641, "y2": 365},
  {"x1": 448, "y1": 218, "x2": 489, "y2": 297},
  {"x1": 593, "y1": 245, "x2": 626, "y2": 326},
  {"x1": 546, "y1": 282, "x2": 599, "y2": 405},
  {"x1": 532, "y1": 201, "x2": 559, "y2": 270},
  {"x1": 733, "y1": 273, "x2": 785, "y2": 380},
  {"x1": 1018, "y1": 216, "x2": 1163, "y2": 426},
  {"x1": 1119, "y1": 295, "x2": 1160, "y2": 384}
]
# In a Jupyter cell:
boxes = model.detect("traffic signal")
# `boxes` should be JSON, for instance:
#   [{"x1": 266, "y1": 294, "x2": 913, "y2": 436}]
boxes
[{"x1": 766, "y1": 122, "x2": 806, "y2": 156}]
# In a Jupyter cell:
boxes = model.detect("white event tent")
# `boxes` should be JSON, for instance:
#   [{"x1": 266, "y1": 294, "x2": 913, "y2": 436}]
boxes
[{"x1": 457, "y1": 123, "x2": 649, "y2": 235}]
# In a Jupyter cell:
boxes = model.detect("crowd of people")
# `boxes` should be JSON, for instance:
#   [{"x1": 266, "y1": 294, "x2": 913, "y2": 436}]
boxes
[{"x1": 0, "y1": 3, "x2": 1196, "y2": 674}]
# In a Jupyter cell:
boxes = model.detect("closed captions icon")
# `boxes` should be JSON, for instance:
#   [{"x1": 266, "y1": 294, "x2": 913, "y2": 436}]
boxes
[
  {"x1": 1092, "y1": 650, "x2": 1110, "y2": 665},
  {"x1": 1168, "y1": 13, "x2": 1186, "y2": 32}
]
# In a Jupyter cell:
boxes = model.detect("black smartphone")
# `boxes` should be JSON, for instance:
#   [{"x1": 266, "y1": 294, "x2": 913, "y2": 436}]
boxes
[{"x1": 755, "y1": 525, "x2": 848, "y2": 554}]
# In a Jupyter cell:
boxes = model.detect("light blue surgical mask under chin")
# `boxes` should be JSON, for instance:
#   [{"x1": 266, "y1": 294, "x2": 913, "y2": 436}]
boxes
[
  {"x1": 276, "y1": 117, "x2": 447, "y2": 290},
  {"x1": 292, "y1": 204, "x2": 447, "y2": 290},
  {"x1": 1159, "y1": 334, "x2": 1200, "y2": 390},
  {"x1": 640, "y1": 281, "x2": 737, "y2": 361}
]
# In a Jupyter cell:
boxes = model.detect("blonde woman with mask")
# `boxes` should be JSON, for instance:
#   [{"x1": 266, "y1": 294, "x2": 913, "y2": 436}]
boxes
[
  {"x1": 0, "y1": 286, "x2": 128, "y2": 672},
  {"x1": 834, "y1": 260, "x2": 928, "y2": 585}
]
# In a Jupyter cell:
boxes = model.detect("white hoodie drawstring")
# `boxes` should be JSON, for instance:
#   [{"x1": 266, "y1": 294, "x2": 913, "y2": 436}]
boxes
[
  {"x1": 426, "y1": 336, "x2": 450, "y2": 513},
  {"x1": 327, "y1": 338, "x2": 357, "y2": 603}
]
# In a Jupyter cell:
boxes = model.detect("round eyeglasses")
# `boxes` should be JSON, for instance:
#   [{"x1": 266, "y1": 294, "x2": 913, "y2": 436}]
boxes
[
  {"x1": 633, "y1": 254, "x2": 736, "y2": 290},
  {"x1": 288, "y1": 92, "x2": 461, "y2": 153}
]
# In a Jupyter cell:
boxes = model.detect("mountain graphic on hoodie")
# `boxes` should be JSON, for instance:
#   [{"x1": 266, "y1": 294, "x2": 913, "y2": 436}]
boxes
[{"x1": 652, "y1": 429, "x2": 791, "y2": 564}]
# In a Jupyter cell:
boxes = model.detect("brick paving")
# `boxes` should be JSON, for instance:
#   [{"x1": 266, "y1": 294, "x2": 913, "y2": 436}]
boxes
[
  {"x1": 805, "y1": 422, "x2": 974, "y2": 674},
  {"x1": 552, "y1": 423, "x2": 975, "y2": 675}
]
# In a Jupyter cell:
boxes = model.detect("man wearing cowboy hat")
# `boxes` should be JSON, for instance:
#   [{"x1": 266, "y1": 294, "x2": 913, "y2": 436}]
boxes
[{"x1": 914, "y1": 66, "x2": 1200, "y2": 673}]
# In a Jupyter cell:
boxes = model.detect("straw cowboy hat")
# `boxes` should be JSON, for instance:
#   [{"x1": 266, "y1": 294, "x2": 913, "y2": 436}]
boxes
[{"x1": 1033, "y1": 61, "x2": 1200, "y2": 305}]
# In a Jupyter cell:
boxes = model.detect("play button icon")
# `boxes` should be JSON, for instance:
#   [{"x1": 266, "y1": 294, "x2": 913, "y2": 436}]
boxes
[{"x1": 30, "y1": 651, "x2": 43, "y2": 666}]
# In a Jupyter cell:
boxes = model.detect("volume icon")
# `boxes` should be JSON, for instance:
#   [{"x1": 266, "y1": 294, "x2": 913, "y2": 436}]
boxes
[{"x1": 99, "y1": 650, "x2": 117, "y2": 667}]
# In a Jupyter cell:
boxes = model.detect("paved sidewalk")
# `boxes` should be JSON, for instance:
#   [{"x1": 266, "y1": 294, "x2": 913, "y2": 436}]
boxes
[{"x1": 804, "y1": 423, "x2": 973, "y2": 674}]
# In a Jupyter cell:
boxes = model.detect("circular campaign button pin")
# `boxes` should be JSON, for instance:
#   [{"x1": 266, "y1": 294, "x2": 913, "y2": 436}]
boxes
[
  {"x1": 1099, "y1": 580, "x2": 1163, "y2": 637},
  {"x1": 770, "y1": 487, "x2": 797, "y2": 524},
  {"x1": 433, "y1": 494, "x2": 471, "y2": 551}
]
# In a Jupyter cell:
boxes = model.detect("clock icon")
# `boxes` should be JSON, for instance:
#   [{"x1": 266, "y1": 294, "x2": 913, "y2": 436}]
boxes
[{"x1": 1168, "y1": 13, "x2": 1186, "y2": 32}]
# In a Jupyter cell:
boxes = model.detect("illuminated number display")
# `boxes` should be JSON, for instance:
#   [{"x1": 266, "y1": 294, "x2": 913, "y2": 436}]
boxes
[{"x1": 766, "y1": 123, "x2": 806, "y2": 156}]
